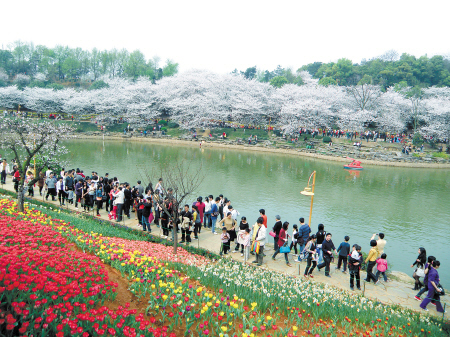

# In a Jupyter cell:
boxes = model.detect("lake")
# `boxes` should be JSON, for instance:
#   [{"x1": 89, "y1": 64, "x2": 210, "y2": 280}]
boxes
[{"x1": 64, "y1": 139, "x2": 450, "y2": 280}]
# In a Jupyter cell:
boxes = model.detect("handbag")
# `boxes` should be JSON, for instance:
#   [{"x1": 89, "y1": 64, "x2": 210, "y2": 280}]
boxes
[
  {"x1": 280, "y1": 243, "x2": 291, "y2": 253},
  {"x1": 102, "y1": 194, "x2": 108, "y2": 201},
  {"x1": 415, "y1": 267, "x2": 425, "y2": 278},
  {"x1": 251, "y1": 241, "x2": 260, "y2": 254},
  {"x1": 437, "y1": 283, "x2": 445, "y2": 296},
  {"x1": 269, "y1": 231, "x2": 276, "y2": 238}
]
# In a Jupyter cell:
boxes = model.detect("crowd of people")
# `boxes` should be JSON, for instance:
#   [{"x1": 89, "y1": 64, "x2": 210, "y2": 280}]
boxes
[{"x1": 0, "y1": 160, "x2": 445, "y2": 314}]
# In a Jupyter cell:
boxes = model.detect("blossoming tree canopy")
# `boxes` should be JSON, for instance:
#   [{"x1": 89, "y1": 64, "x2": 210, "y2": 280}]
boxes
[
  {"x1": 0, "y1": 117, "x2": 74, "y2": 210},
  {"x1": 0, "y1": 69, "x2": 450, "y2": 138}
]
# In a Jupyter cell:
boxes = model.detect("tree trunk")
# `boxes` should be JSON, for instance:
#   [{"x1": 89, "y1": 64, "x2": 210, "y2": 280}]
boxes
[
  {"x1": 173, "y1": 211, "x2": 178, "y2": 255},
  {"x1": 173, "y1": 224, "x2": 178, "y2": 255},
  {"x1": 18, "y1": 184, "x2": 25, "y2": 213}
]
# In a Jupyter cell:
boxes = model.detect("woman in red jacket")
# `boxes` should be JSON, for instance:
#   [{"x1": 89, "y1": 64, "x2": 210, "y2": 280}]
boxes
[
  {"x1": 271, "y1": 222, "x2": 292, "y2": 266},
  {"x1": 13, "y1": 167, "x2": 20, "y2": 192}
]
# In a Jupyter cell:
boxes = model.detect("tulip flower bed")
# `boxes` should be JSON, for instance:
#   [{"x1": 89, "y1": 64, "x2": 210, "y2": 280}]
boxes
[
  {"x1": 0, "y1": 216, "x2": 155, "y2": 337},
  {"x1": 0, "y1": 197, "x2": 446, "y2": 337}
]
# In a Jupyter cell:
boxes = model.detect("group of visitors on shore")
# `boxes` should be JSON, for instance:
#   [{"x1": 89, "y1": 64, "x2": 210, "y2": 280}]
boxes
[{"x1": 0, "y1": 163, "x2": 445, "y2": 314}]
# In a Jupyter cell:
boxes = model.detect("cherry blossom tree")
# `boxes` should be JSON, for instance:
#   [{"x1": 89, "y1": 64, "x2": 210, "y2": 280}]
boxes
[
  {"x1": 422, "y1": 87, "x2": 450, "y2": 142},
  {"x1": 0, "y1": 86, "x2": 24, "y2": 109},
  {"x1": 276, "y1": 83, "x2": 347, "y2": 134},
  {"x1": 375, "y1": 87, "x2": 409, "y2": 133},
  {"x1": 0, "y1": 117, "x2": 74, "y2": 211}
]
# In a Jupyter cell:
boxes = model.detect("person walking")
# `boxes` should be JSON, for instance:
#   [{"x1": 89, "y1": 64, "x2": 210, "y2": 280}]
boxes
[
  {"x1": 242, "y1": 228, "x2": 251, "y2": 261},
  {"x1": 420, "y1": 261, "x2": 445, "y2": 313},
  {"x1": 124, "y1": 184, "x2": 132, "y2": 219},
  {"x1": 349, "y1": 244, "x2": 362, "y2": 290},
  {"x1": 290, "y1": 224, "x2": 299, "y2": 256},
  {"x1": 45, "y1": 172, "x2": 57, "y2": 201},
  {"x1": 234, "y1": 216, "x2": 249, "y2": 254},
  {"x1": 303, "y1": 235, "x2": 318, "y2": 277},
  {"x1": 415, "y1": 256, "x2": 436, "y2": 301},
  {"x1": 251, "y1": 217, "x2": 266, "y2": 266},
  {"x1": 210, "y1": 197, "x2": 220, "y2": 234},
  {"x1": 272, "y1": 222, "x2": 292, "y2": 266},
  {"x1": 56, "y1": 176, "x2": 66, "y2": 205},
  {"x1": 317, "y1": 233, "x2": 337, "y2": 277},
  {"x1": 192, "y1": 205, "x2": 201, "y2": 239},
  {"x1": 13, "y1": 167, "x2": 20, "y2": 192},
  {"x1": 220, "y1": 227, "x2": 231, "y2": 255},
  {"x1": 204, "y1": 195, "x2": 212, "y2": 229},
  {"x1": 142, "y1": 197, "x2": 152, "y2": 232},
  {"x1": 364, "y1": 240, "x2": 379, "y2": 284},
  {"x1": 336, "y1": 236, "x2": 351, "y2": 273},
  {"x1": 272, "y1": 215, "x2": 283, "y2": 252},
  {"x1": 95, "y1": 184, "x2": 103, "y2": 216},
  {"x1": 115, "y1": 187, "x2": 125, "y2": 222},
  {"x1": 375, "y1": 253, "x2": 388, "y2": 282},
  {"x1": 411, "y1": 247, "x2": 427, "y2": 290},
  {"x1": 297, "y1": 218, "x2": 311, "y2": 262},
  {"x1": 1, "y1": 159, "x2": 10, "y2": 184},
  {"x1": 316, "y1": 224, "x2": 326, "y2": 264},
  {"x1": 195, "y1": 196, "x2": 205, "y2": 230},
  {"x1": 37, "y1": 172, "x2": 45, "y2": 196},
  {"x1": 180, "y1": 204, "x2": 193, "y2": 244},
  {"x1": 74, "y1": 179, "x2": 83, "y2": 209}
]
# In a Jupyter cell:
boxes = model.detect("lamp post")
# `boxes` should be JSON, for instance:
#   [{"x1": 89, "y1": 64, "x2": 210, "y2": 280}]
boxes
[{"x1": 300, "y1": 171, "x2": 316, "y2": 227}]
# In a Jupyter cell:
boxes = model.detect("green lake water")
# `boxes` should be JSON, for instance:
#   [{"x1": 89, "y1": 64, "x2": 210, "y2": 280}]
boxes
[{"x1": 64, "y1": 139, "x2": 450, "y2": 280}]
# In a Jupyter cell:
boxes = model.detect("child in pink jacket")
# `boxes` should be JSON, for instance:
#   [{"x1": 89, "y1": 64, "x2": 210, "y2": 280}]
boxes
[{"x1": 376, "y1": 253, "x2": 388, "y2": 282}]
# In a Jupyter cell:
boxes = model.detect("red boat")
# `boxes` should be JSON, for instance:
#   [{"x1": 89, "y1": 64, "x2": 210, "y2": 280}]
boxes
[{"x1": 344, "y1": 157, "x2": 363, "y2": 170}]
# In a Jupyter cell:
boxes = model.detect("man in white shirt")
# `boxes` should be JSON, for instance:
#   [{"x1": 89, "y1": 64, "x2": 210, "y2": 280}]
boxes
[
  {"x1": 228, "y1": 205, "x2": 240, "y2": 221},
  {"x1": 252, "y1": 217, "x2": 266, "y2": 266},
  {"x1": 371, "y1": 233, "x2": 386, "y2": 257},
  {"x1": 115, "y1": 187, "x2": 125, "y2": 222},
  {"x1": 203, "y1": 195, "x2": 212, "y2": 228}
]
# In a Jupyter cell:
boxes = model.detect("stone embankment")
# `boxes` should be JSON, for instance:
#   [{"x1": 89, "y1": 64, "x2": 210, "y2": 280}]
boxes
[{"x1": 79, "y1": 131, "x2": 450, "y2": 169}]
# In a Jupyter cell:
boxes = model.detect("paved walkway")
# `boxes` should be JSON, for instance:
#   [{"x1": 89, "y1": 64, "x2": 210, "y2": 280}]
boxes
[{"x1": 1, "y1": 180, "x2": 448, "y2": 318}]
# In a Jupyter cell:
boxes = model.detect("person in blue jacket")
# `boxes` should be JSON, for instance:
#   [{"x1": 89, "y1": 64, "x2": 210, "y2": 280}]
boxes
[{"x1": 297, "y1": 217, "x2": 311, "y2": 262}]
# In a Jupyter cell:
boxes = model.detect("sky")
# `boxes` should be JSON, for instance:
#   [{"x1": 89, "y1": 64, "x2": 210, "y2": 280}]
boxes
[{"x1": 1, "y1": 0, "x2": 449, "y2": 74}]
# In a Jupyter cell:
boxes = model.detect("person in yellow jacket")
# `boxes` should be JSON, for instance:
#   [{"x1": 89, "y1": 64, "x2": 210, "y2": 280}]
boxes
[{"x1": 364, "y1": 240, "x2": 380, "y2": 284}]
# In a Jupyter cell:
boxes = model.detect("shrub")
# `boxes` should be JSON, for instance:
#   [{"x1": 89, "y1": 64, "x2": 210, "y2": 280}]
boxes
[
  {"x1": 88, "y1": 80, "x2": 109, "y2": 91},
  {"x1": 161, "y1": 127, "x2": 167, "y2": 132},
  {"x1": 412, "y1": 133, "x2": 424, "y2": 146},
  {"x1": 167, "y1": 121, "x2": 179, "y2": 128},
  {"x1": 323, "y1": 136, "x2": 332, "y2": 143},
  {"x1": 158, "y1": 120, "x2": 168, "y2": 126},
  {"x1": 432, "y1": 152, "x2": 449, "y2": 159}
]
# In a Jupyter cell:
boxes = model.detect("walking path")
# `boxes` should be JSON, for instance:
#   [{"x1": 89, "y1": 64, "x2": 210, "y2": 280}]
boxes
[{"x1": 1, "y1": 181, "x2": 448, "y2": 319}]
